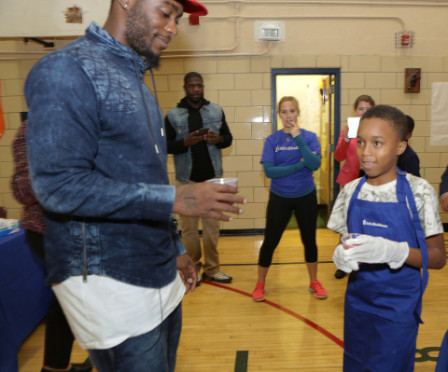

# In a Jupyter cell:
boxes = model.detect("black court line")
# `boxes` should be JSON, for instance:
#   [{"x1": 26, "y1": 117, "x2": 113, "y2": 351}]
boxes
[{"x1": 234, "y1": 350, "x2": 248, "y2": 372}]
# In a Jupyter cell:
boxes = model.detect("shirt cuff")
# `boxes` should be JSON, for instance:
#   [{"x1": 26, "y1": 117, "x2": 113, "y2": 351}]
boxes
[{"x1": 174, "y1": 237, "x2": 187, "y2": 256}]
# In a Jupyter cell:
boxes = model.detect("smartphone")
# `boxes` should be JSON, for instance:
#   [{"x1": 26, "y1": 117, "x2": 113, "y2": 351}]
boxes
[
  {"x1": 347, "y1": 117, "x2": 360, "y2": 138},
  {"x1": 196, "y1": 128, "x2": 209, "y2": 136}
]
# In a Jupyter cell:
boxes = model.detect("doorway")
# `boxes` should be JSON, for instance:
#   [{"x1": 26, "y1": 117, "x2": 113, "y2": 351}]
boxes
[{"x1": 271, "y1": 68, "x2": 341, "y2": 224}]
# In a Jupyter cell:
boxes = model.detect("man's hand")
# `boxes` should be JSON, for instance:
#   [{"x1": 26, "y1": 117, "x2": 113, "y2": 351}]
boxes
[
  {"x1": 184, "y1": 130, "x2": 206, "y2": 147},
  {"x1": 174, "y1": 182, "x2": 246, "y2": 221},
  {"x1": 177, "y1": 254, "x2": 197, "y2": 294},
  {"x1": 205, "y1": 130, "x2": 220, "y2": 145},
  {"x1": 441, "y1": 193, "x2": 448, "y2": 212}
]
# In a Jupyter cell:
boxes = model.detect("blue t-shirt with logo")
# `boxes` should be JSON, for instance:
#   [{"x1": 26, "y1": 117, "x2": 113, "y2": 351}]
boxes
[{"x1": 261, "y1": 128, "x2": 321, "y2": 197}]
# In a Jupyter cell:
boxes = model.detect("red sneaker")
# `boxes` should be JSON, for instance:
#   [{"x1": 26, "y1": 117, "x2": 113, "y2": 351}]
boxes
[
  {"x1": 309, "y1": 279, "x2": 327, "y2": 299},
  {"x1": 252, "y1": 281, "x2": 265, "y2": 302}
]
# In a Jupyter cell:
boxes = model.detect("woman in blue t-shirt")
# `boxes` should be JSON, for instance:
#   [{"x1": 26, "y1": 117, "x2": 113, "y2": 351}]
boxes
[{"x1": 252, "y1": 96, "x2": 327, "y2": 302}]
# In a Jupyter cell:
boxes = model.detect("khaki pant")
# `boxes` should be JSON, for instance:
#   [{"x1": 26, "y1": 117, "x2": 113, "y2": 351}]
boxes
[{"x1": 181, "y1": 215, "x2": 220, "y2": 276}]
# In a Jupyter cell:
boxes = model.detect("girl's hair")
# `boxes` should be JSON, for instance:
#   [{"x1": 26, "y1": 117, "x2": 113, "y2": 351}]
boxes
[
  {"x1": 353, "y1": 95, "x2": 375, "y2": 110},
  {"x1": 278, "y1": 96, "x2": 300, "y2": 114},
  {"x1": 361, "y1": 105, "x2": 408, "y2": 141}
]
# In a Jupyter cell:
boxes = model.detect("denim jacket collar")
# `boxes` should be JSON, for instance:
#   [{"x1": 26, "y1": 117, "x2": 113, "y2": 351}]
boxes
[
  {"x1": 177, "y1": 96, "x2": 210, "y2": 110},
  {"x1": 86, "y1": 22, "x2": 150, "y2": 78}
]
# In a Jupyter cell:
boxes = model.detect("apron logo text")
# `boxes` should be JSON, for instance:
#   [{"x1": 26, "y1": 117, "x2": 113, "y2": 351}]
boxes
[{"x1": 362, "y1": 219, "x2": 388, "y2": 228}]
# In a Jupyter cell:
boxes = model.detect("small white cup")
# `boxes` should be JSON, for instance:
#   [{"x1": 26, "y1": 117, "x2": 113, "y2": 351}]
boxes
[
  {"x1": 341, "y1": 233, "x2": 361, "y2": 250},
  {"x1": 206, "y1": 178, "x2": 238, "y2": 186}
]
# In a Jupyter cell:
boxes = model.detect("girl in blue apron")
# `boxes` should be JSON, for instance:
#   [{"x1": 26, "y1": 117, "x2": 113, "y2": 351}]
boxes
[
  {"x1": 329, "y1": 105, "x2": 446, "y2": 371},
  {"x1": 344, "y1": 171, "x2": 427, "y2": 371}
]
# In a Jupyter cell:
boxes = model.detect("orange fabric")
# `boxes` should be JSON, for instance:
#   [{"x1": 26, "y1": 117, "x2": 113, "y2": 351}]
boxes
[{"x1": 0, "y1": 81, "x2": 5, "y2": 140}]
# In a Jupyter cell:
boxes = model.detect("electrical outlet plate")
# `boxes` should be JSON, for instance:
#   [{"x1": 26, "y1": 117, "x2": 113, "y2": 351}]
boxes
[{"x1": 254, "y1": 21, "x2": 285, "y2": 42}]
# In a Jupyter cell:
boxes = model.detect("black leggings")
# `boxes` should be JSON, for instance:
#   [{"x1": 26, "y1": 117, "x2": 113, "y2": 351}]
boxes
[
  {"x1": 258, "y1": 190, "x2": 318, "y2": 267},
  {"x1": 25, "y1": 230, "x2": 75, "y2": 369}
]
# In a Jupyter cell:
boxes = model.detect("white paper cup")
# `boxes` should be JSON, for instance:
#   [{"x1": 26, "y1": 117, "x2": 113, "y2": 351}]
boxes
[
  {"x1": 206, "y1": 178, "x2": 238, "y2": 186},
  {"x1": 341, "y1": 233, "x2": 361, "y2": 250}
]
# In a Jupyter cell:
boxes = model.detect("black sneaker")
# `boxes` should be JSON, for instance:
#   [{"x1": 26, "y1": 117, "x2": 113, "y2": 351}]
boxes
[
  {"x1": 202, "y1": 271, "x2": 233, "y2": 283},
  {"x1": 334, "y1": 269, "x2": 347, "y2": 279},
  {"x1": 42, "y1": 359, "x2": 92, "y2": 372}
]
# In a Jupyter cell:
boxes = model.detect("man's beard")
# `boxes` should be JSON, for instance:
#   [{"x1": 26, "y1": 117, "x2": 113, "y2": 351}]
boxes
[
  {"x1": 124, "y1": 3, "x2": 161, "y2": 67},
  {"x1": 188, "y1": 94, "x2": 203, "y2": 104},
  {"x1": 145, "y1": 54, "x2": 161, "y2": 68}
]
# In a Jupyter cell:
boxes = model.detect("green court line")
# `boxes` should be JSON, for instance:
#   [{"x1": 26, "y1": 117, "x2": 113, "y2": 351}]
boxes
[{"x1": 235, "y1": 350, "x2": 248, "y2": 372}]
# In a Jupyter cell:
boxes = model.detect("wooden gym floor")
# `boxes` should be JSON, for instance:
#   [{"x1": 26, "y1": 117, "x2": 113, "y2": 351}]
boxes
[{"x1": 18, "y1": 228, "x2": 448, "y2": 371}]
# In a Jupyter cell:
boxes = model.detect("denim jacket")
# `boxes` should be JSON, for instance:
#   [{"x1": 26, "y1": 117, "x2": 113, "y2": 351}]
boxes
[
  {"x1": 166, "y1": 102, "x2": 227, "y2": 183},
  {"x1": 24, "y1": 23, "x2": 184, "y2": 288}
]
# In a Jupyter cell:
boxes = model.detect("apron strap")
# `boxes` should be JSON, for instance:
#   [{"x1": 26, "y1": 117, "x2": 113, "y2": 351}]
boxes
[
  {"x1": 398, "y1": 170, "x2": 429, "y2": 294},
  {"x1": 347, "y1": 176, "x2": 367, "y2": 233}
]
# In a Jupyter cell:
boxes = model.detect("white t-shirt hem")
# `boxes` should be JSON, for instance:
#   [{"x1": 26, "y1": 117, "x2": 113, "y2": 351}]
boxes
[{"x1": 53, "y1": 273, "x2": 185, "y2": 350}]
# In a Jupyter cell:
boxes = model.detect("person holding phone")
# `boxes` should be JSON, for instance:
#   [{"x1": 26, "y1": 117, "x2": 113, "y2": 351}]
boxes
[
  {"x1": 165, "y1": 72, "x2": 234, "y2": 284},
  {"x1": 333, "y1": 95, "x2": 375, "y2": 279}
]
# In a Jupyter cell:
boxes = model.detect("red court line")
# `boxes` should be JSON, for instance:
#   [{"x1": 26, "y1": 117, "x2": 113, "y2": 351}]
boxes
[{"x1": 203, "y1": 281, "x2": 344, "y2": 349}]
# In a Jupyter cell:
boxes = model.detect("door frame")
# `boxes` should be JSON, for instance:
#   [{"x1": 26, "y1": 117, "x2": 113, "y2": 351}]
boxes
[{"x1": 271, "y1": 67, "x2": 341, "y2": 204}]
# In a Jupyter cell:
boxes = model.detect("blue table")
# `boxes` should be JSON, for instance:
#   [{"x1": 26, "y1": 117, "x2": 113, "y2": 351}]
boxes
[{"x1": 0, "y1": 229, "x2": 52, "y2": 372}]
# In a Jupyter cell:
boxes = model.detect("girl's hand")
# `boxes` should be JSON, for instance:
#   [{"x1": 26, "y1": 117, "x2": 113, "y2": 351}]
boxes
[{"x1": 283, "y1": 121, "x2": 300, "y2": 137}]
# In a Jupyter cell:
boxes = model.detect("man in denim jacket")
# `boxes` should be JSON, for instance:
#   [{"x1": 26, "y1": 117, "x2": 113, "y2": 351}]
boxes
[
  {"x1": 24, "y1": 1, "x2": 245, "y2": 371},
  {"x1": 165, "y1": 72, "x2": 233, "y2": 284}
]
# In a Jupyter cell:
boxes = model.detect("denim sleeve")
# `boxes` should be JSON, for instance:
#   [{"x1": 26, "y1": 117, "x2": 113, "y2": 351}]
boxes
[
  {"x1": 293, "y1": 134, "x2": 321, "y2": 171},
  {"x1": 165, "y1": 115, "x2": 188, "y2": 154},
  {"x1": 173, "y1": 237, "x2": 187, "y2": 256},
  {"x1": 24, "y1": 54, "x2": 175, "y2": 221},
  {"x1": 216, "y1": 110, "x2": 232, "y2": 149},
  {"x1": 171, "y1": 219, "x2": 186, "y2": 256}
]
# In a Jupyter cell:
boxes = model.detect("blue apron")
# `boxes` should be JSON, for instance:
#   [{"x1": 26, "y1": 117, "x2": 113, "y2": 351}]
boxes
[{"x1": 343, "y1": 170, "x2": 428, "y2": 372}]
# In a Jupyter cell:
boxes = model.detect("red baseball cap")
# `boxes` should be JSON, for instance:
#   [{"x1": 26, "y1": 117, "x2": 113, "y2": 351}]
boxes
[{"x1": 178, "y1": 0, "x2": 208, "y2": 16}]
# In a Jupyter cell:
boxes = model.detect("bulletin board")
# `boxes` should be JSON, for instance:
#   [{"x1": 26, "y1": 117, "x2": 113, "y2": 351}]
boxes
[{"x1": 430, "y1": 82, "x2": 448, "y2": 146}]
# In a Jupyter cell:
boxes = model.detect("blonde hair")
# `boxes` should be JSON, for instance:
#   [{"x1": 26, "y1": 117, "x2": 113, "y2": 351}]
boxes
[{"x1": 278, "y1": 96, "x2": 300, "y2": 114}]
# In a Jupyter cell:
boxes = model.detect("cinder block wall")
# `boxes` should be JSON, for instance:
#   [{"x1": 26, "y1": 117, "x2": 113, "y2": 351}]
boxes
[
  {"x1": 153, "y1": 55, "x2": 448, "y2": 229},
  {"x1": 2, "y1": 0, "x2": 448, "y2": 228},
  {"x1": 1, "y1": 54, "x2": 448, "y2": 229}
]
